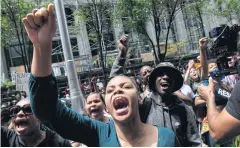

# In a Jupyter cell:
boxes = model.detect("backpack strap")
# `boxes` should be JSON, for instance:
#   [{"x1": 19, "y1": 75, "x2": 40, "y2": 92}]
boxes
[{"x1": 139, "y1": 97, "x2": 152, "y2": 123}]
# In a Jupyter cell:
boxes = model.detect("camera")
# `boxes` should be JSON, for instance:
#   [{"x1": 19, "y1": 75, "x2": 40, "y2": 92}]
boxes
[{"x1": 208, "y1": 24, "x2": 240, "y2": 77}]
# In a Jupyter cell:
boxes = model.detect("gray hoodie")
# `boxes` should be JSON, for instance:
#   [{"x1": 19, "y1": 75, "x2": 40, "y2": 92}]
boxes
[{"x1": 146, "y1": 92, "x2": 202, "y2": 147}]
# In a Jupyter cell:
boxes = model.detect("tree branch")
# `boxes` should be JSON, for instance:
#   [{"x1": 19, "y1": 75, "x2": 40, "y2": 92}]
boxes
[
  {"x1": 164, "y1": 0, "x2": 180, "y2": 59},
  {"x1": 139, "y1": 24, "x2": 159, "y2": 64}
]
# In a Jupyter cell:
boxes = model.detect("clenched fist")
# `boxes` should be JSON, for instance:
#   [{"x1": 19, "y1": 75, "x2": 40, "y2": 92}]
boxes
[
  {"x1": 199, "y1": 37, "x2": 208, "y2": 50},
  {"x1": 118, "y1": 34, "x2": 129, "y2": 57},
  {"x1": 187, "y1": 60, "x2": 194, "y2": 69},
  {"x1": 22, "y1": 4, "x2": 56, "y2": 48}
]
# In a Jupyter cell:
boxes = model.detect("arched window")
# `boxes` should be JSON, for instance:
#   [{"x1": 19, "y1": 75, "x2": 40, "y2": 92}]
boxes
[{"x1": 65, "y1": 8, "x2": 74, "y2": 26}]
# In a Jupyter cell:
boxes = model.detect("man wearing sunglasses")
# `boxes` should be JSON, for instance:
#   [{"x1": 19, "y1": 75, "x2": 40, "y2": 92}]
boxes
[{"x1": 1, "y1": 99, "x2": 71, "y2": 147}]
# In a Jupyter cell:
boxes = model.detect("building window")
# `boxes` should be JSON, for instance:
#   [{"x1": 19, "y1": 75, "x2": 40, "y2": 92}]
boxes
[
  {"x1": 52, "y1": 38, "x2": 79, "y2": 63},
  {"x1": 187, "y1": 17, "x2": 199, "y2": 27},
  {"x1": 71, "y1": 38, "x2": 79, "y2": 58},
  {"x1": 65, "y1": 8, "x2": 74, "y2": 26},
  {"x1": 12, "y1": 57, "x2": 24, "y2": 67},
  {"x1": 160, "y1": 20, "x2": 167, "y2": 30},
  {"x1": 84, "y1": 4, "x2": 115, "y2": 55}
]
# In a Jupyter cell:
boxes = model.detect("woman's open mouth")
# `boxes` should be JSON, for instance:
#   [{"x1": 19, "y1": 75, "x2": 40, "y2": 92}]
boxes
[
  {"x1": 90, "y1": 108, "x2": 100, "y2": 116},
  {"x1": 14, "y1": 119, "x2": 29, "y2": 131},
  {"x1": 113, "y1": 96, "x2": 129, "y2": 116}
]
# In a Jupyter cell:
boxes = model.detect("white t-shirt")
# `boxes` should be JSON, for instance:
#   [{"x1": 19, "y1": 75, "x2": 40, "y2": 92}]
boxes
[
  {"x1": 96, "y1": 82, "x2": 104, "y2": 89},
  {"x1": 180, "y1": 84, "x2": 195, "y2": 100}
]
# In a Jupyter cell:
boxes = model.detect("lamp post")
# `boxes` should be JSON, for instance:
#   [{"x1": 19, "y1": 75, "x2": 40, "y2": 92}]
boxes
[{"x1": 54, "y1": 0, "x2": 85, "y2": 113}]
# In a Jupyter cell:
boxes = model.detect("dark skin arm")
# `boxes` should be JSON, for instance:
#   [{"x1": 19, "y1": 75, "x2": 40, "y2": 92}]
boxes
[
  {"x1": 198, "y1": 78, "x2": 240, "y2": 143},
  {"x1": 22, "y1": 4, "x2": 55, "y2": 77},
  {"x1": 195, "y1": 96, "x2": 206, "y2": 107},
  {"x1": 199, "y1": 38, "x2": 208, "y2": 79},
  {"x1": 109, "y1": 35, "x2": 129, "y2": 77},
  {"x1": 184, "y1": 60, "x2": 194, "y2": 84},
  {"x1": 174, "y1": 90, "x2": 193, "y2": 106}
]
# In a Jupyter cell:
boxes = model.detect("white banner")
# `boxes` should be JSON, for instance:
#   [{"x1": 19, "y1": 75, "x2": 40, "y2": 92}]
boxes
[{"x1": 15, "y1": 72, "x2": 30, "y2": 97}]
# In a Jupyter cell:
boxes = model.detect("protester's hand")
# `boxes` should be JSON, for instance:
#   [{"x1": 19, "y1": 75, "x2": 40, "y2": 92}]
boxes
[
  {"x1": 198, "y1": 78, "x2": 215, "y2": 102},
  {"x1": 197, "y1": 55, "x2": 201, "y2": 61},
  {"x1": 22, "y1": 4, "x2": 56, "y2": 48},
  {"x1": 187, "y1": 60, "x2": 194, "y2": 69},
  {"x1": 199, "y1": 37, "x2": 208, "y2": 50},
  {"x1": 91, "y1": 77, "x2": 96, "y2": 82},
  {"x1": 118, "y1": 34, "x2": 129, "y2": 56}
]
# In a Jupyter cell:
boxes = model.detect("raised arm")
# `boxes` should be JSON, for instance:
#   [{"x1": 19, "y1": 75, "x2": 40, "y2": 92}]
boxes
[
  {"x1": 22, "y1": 5, "x2": 55, "y2": 77},
  {"x1": 198, "y1": 79, "x2": 240, "y2": 143},
  {"x1": 24, "y1": 4, "x2": 107, "y2": 146},
  {"x1": 29, "y1": 74, "x2": 105, "y2": 146},
  {"x1": 174, "y1": 90, "x2": 193, "y2": 104},
  {"x1": 184, "y1": 60, "x2": 194, "y2": 84},
  {"x1": 199, "y1": 38, "x2": 209, "y2": 79},
  {"x1": 109, "y1": 35, "x2": 129, "y2": 78}
]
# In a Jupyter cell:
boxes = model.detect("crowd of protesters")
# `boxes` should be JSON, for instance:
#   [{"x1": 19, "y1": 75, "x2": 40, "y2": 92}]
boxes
[{"x1": 1, "y1": 3, "x2": 240, "y2": 147}]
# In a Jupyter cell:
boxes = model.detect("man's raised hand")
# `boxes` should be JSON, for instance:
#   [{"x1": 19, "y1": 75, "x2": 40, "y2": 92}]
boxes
[
  {"x1": 22, "y1": 4, "x2": 56, "y2": 48},
  {"x1": 118, "y1": 34, "x2": 129, "y2": 57},
  {"x1": 199, "y1": 37, "x2": 208, "y2": 50}
]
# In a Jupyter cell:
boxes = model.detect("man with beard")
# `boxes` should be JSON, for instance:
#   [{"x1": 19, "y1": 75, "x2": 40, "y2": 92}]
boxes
[
  {"x1": 142, "y1": 62, "x2": 202, "y2": 147},
  {"x1": 1, "y1": 99, "x2": 71, "y2": 147}
]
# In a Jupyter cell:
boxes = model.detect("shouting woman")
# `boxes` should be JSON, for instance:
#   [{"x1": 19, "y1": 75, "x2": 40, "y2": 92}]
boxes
[{"x1": 24, "y1": 4, "x2": 175, "y2": 147}]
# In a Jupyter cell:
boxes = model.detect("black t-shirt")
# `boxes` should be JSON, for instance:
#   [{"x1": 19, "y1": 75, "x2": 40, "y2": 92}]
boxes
[
  {"x1": 214, "y1": 82, "x2": 232, "y2": 106},
  {"x1": 226, "y1": 81, "x2": 240, "y2": 120},
  {"x1": 1, "y1": 126, "x2": 71, "y2": 147}
]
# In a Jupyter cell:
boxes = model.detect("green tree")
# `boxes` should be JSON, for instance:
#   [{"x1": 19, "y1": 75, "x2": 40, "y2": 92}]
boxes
[
  {"x1": 1, "y1": 0, "x2": 52, "y2": 73},
  {"x1": 75, "y1": 0, "x2": 115, "y2": 84},
  {"x1": 117, "y1": 0, "x2": 182, "y2": 63},
  {"x1": 1, "y1": 0, "x2": 33, "y2": 72},
  {"x1": 185, "y1": 0, "x2": 240, "y2": 24},
  {"x1": 210, "y1": 0, "x2": 240, "y2": 23},
  {"x1": 1, "y1": 79, "x2": 15, "y2": 90}
]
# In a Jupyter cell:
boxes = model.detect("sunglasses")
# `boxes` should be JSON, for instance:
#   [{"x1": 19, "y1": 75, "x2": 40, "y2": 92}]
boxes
[{"x1": 9, "y1": 104, "x2": 33, "y2": 117}]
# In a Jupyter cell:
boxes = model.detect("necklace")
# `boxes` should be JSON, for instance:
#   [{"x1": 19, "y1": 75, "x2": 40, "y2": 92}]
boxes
[{"x1": 118, "y1": 130, "x2": 145, "y2": 147}]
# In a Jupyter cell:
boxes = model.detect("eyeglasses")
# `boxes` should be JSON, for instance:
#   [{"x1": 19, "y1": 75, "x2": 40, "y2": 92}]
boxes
[{"x1": 9, "y1": 104, "x2": 32, "y2": 117}]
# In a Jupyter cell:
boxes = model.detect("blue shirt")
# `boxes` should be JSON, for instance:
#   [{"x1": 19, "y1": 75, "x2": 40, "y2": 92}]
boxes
[{"x1": 29, "y1": 74, "x2": 175, "y2": 147}]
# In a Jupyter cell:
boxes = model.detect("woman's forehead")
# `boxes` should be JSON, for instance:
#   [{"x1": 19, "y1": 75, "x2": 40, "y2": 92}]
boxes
[
  {"x1": 141, "y1": 66, "x2": 152, "y2": 72},
  {"x1": 107, "y1": 76, "x2": 132, "y2": 86},
  {"x1": 190, "y1": 68, "x2": 196, "y2": 71},
  {"x1": 87, "y1": 94, "x2": 99, "y2": 100}
]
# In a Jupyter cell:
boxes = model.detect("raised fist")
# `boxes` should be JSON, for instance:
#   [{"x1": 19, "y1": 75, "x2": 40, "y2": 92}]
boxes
[
  {"x1": 91, "y1": 77, "x2": 96, "y2": 82},
  {"x1": 22, "y1": 4, "x2": 56, "y2": 48},
  {"x1": 188, "y1": 60, "x2": 194, "y2": 69},
  {"x1": 199, "y1": 37, "x2": 208, "y2": 50},
  {"x1": 118, "y1": 34, "x2": 129, "y2": 55}
]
